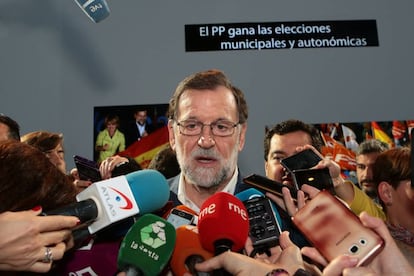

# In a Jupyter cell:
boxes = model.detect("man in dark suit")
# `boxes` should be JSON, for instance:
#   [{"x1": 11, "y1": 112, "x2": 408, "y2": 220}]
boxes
[
  {"x1": 165, "y1": 69, "x2": 250, "y2": 212},
  {"x1": 125, "y1": 109, "x2": 154, "y2": 148}
]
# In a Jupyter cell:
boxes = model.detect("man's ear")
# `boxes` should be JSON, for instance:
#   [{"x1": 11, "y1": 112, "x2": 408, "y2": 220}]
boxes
[
  {"x1": 167, "y1": 120, "x2": 176, "y2": 151},
  {"x1": 378, "y1": 181, "x2": 393, "y2": 205},
  {"x1": 264, "y1": 160, "x2": 269, "y2": 176}
]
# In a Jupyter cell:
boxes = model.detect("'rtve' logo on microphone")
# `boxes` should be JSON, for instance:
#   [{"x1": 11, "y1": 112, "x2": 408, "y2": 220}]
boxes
[{"x1": 199, "y1": 201, "x2": 248, "y2": 221}]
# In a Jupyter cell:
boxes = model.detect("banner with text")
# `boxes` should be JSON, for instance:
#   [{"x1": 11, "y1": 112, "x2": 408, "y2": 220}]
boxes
[{"x1": 185, "y1": 20, "x2": 378, "y2": 52}]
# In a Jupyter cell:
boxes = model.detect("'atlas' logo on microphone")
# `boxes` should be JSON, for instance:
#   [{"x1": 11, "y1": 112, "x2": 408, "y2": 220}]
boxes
[
  {"x1": 100, "y1": 186, "x2": 134, "y2": 216},
  {"x1": 108, "y1": 187, "x2": 133, "y2": 209}
]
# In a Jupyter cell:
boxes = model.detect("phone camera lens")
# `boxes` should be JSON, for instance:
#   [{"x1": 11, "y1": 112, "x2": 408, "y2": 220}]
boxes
[
  {"x1": 359, "y1": 239, "x2": 367, "y2": 246},
  {"x1": 349, "y1": 244, "x2": 359, "y2": 254}
]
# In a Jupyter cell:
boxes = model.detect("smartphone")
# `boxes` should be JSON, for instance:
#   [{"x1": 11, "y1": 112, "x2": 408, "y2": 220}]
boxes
[
  {"x1": 166, "y1": 208, "x2": 195, "y2": 229},
  {"x1": 243, "y1": 196, "x2": 281, "y2": 252},
  {"x1": 280, "y1": 149, "x2": 322, "y2": 172},
  {"x1": 292, "y1": 168, "x2": 334, "y2": 193},
  {"x1": 292, "y1": 190, "x2": 384, "y2": 266},
  {"x1": 73, "y1": 155, "x2": 102, "y2": 182},
  {"x1": 243, "y1": 174, "x2": 298, "y2": 199}
]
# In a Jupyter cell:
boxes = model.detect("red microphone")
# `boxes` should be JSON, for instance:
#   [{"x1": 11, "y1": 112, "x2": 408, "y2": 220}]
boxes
[
  {"x1": 198, "y1": 192, "x2": 250, "y2": 255},
  {"x1": 170, "y1": 225, "x2": 213, "y2": 276}
]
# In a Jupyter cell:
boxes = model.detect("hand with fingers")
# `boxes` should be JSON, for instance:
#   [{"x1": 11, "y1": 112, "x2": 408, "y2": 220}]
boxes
[
  {"x1": 193, "y1": 231, "x2": 313, "y2": 276},
  {"x1": 301, "y1": 212, "x2": 414, "y2": 275},
  {"x1": 99, "y1": 155, "x2": 130, "y2": 180},
  {"x1": 0, "y1": 208, "x2": 79, "y2": 273}
]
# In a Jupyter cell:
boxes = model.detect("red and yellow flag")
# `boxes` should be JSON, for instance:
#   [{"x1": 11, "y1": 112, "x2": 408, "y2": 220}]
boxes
[
  {"x1": 118, "y1": 126, "x2": 169, "y2": 168},
  {"x1": 371, "y1": 122, "x2": 394, "y2": 148}
]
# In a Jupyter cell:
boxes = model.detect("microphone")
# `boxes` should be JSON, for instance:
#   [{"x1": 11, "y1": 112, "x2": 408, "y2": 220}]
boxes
[
  {"x1": 236, "y1": 188, "x2": 283, "y2": 256},
  {"x1": 43, "y1": 169, "x2": 169, "y2": 234},
  {"x1": 117, "y1": 213, "x2": 176, "y2": 276},
  {"x1": 198, "y1": 192, "x2": 249, "y2": 255},
  {"x1": 170, "y1": 225, "x2": 213, "y2": 276},
  {"x1": 235, "y1": 188, "x2": 283, "y2": 228},
  {"x1": 74, "y1": 0, "x2": 110, "y2": 23}
]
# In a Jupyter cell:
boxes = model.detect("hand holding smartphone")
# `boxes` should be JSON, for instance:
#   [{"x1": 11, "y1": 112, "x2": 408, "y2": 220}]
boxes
[
  {"x1": 280, "y1": 148, "x2": 322, "y2": 172},
  {"x1": 242, "y1": 196, "x2": 281, "y2": 252},
  {"x1": 292, "y1": 168, "x2": 334, "y2": 193},
  {"x1": 73, "y1": 155, "x2": 102, "y2": 182},
  {"x1": 292, "y1": 190, "x2": 384, "y2": 266},
  {"x1": 243, "y1": 174, "x2": 298, "y2": 199}
]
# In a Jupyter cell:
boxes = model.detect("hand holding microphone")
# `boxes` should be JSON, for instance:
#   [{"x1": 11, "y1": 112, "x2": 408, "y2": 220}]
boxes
[
  {"x1": 42, "y1": 170, "x2": 170, "y2": 243},
  {"x1": 236, "y1": 188, "x2": 282, "y2": 256}
]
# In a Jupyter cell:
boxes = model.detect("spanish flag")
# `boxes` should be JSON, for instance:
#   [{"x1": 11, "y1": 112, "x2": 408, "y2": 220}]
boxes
[
  {"x1": 118, "y1": 126, "x2": 169, "y2": 168},
  {"x1": 371, "y1": 121, "x2": 394, "y2": 148}
]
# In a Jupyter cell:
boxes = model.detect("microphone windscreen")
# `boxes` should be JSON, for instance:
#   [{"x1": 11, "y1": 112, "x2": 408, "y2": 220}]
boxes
[
  {"x1": 126, "y1": 169, "x2": 170, "y2": 214},
  {"x1": 198, "y1": 192, "x2": 249, "y2": 253},
  {"x1": 170, "y1": 225, "x2": 213, "y2": 276},
  {"x1": 117, "y1": 214, "x2": 176, "y2": 276},
  {"x1": 236, "y1": 188, "x2": 282, "y2": 228},
  {"x1": 73, "y1": 0, "x2": 110, "y2": 23}
]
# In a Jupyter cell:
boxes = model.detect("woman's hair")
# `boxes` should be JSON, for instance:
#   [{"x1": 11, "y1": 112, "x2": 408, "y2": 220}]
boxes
[
  {"x1": 105, "y1": 114, "x2": 120, "y2": 127},
  {"x1": 21, "y1": 131, "x2": 63, "y2": 152},
  {"x1": 0, "y1": 141, "x2": 77, "y2": 212},
  {"x1": 372, "y1": 147, "x2": 411, "y2": 210}
]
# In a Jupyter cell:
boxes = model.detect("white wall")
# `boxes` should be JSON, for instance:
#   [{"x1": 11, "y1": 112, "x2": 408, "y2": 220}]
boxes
[{"x1": 1, "y1": 0, "x2": 413, "y2": 175}]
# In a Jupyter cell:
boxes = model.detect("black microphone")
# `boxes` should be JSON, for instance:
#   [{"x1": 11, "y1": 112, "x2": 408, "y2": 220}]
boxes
[{"x1": 73, "y1": 0, "x2": 110, "y2": 23}]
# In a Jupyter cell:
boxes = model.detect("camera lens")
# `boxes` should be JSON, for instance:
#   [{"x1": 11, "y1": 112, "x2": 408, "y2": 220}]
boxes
[
  {"x1": 359, "y1": 239, "x2": 367, "y2": 246},
  {"x1": 349, "y1": 244, "x2": 359, "y2": 254}
]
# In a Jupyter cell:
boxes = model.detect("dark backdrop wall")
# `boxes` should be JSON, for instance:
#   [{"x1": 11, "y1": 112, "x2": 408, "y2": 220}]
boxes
[{"x1": 1, "y1": 0, "x2": 413, "y2": 175}]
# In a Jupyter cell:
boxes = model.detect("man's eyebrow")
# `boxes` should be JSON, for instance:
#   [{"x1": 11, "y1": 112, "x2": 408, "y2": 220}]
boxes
[{"x1": 270, "y1": 150, "x2": 286, "y2": 156}]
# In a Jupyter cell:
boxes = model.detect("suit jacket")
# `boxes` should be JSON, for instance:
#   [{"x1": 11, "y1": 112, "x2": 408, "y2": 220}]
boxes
[
  {"x1": 168, "y1": 171, "x2": 310, "y2": 248},
  {"x1": 125, "y1": 121, "x2": 154, "y2": 148}
]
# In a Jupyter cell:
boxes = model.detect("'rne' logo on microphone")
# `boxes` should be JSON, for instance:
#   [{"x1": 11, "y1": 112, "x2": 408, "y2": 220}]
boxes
[{"x1": 199, "y1": 202, "x2": 248, "y2": 221}]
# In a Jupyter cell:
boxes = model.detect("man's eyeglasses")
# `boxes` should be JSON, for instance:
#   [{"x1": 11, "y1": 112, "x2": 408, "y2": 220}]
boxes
[{"x1": 176, "y1": 119, "x2": 239, "y2": 137}]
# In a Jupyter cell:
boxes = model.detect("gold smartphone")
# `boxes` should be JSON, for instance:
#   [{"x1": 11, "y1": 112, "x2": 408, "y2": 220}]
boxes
[{"x1": 292, "y1": 190, "x2": 384, "y2": 266}]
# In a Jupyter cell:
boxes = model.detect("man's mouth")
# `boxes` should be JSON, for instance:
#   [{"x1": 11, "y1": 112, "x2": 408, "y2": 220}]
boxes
[{"x1": 195, "y1": 156, "x2": 217, "y2": 163}]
